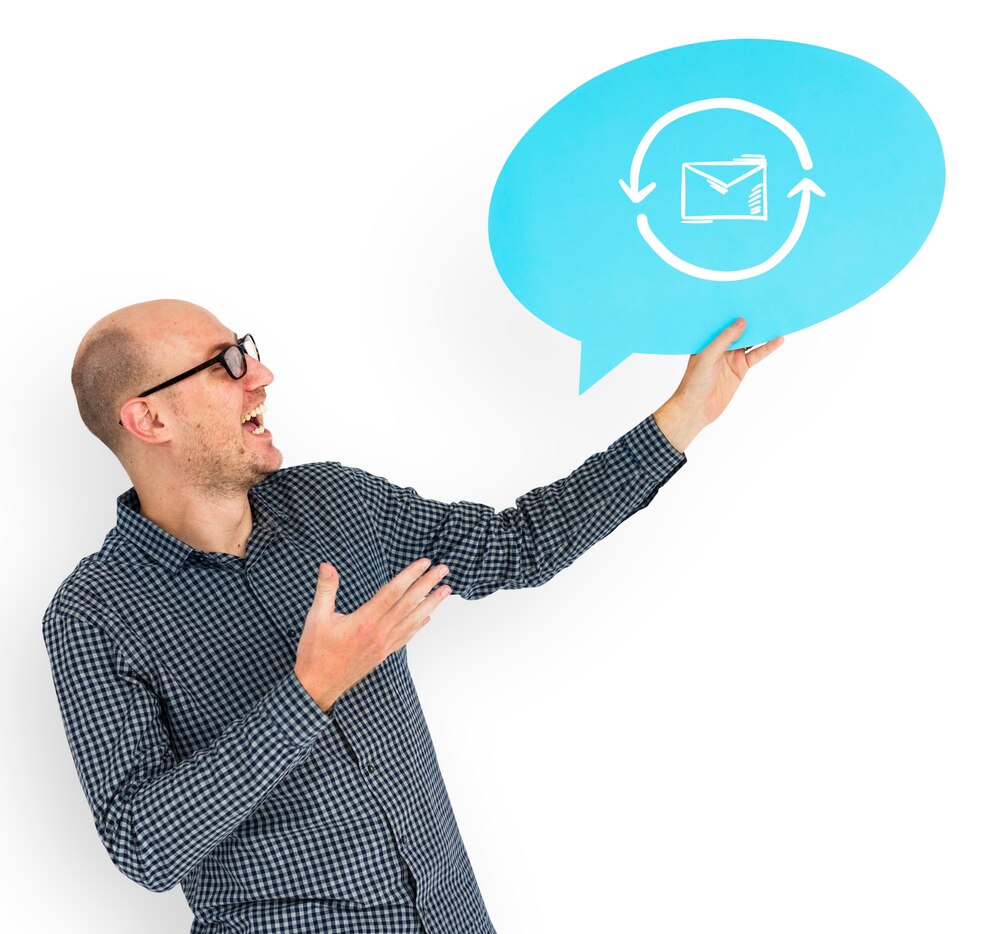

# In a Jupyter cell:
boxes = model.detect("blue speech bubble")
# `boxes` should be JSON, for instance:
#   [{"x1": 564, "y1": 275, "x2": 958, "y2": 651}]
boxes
[{"x1": 487, "y1": 40, "x2": 945, "y2": 393}]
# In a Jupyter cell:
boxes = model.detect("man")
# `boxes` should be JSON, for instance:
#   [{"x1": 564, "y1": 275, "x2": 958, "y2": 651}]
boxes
[{"x1": 43, "y1": 299, "x2": 783, "y2": 933}]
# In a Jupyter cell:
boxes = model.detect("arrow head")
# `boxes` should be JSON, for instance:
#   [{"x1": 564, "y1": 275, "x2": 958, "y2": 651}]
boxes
[
  {"x1": 619, "y1": 178, "x2": 657, "y2": 203},
  {"x1": 787, "y1": 178, "x2": 826, "y2": 199}
]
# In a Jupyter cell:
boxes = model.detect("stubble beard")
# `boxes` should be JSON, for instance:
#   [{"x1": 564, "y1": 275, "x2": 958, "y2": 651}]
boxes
[{"x1": 182, "y1": 416, "x2": 282, "y2": 499}]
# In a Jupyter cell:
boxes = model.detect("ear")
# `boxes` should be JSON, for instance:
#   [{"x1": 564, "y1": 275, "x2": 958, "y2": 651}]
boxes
[{"x1": 119, "y1": 399, "x2": 171, "y2": 443}]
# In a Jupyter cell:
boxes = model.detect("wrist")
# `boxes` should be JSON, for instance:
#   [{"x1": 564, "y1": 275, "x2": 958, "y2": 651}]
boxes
[
  {"x1": 294, "y1": 664, "x2": 339, "y2": 714},
  {"x1": 652, "y1": 396, "x2": 706, "y2": 453}
]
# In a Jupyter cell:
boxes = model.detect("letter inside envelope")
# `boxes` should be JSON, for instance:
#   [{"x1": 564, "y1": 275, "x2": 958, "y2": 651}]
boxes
[{"x1": 681, "y1": 155, "x2": 767, "y2": 222}]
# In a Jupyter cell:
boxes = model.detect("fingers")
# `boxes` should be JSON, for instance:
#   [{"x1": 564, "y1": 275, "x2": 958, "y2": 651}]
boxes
[
  {"x1": 390, "y1": 561, "x2": 451, "y2": 624},
  {"x1": 384, "y1": 572, "x2": 453, "y2": 655},
  {"x1": 408, "y1": 580, "x2": 451, "y2": 627},
  {"x1": 699, "y1": 319, "x2": 785, "y2": 369},
  {"x1": 744, "y1": 335, "x2": 785, "y2": 368},
  {"x1": 699, "y1": 317, "x2": 747, "y2": 364},
  {"x1": 364, "y1": 558, "x2": 436, "y2": 618},
  {"x1": 363, "y1": 557, "x2": 450, "y2": 621}
]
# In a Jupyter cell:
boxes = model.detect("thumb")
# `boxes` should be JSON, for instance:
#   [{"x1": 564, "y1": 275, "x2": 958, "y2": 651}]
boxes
[
  {"x1": 699, "y1": 317, "x2": 746, "y2": 364},
  {"x1": 314, "y1": 562, "x2": 339, "y2": 602}
]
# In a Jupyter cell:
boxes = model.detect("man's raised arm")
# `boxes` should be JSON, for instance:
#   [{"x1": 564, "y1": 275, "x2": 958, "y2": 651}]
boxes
[{"x1": 341, "y1": 318, "x2": 783, "y2": 601}]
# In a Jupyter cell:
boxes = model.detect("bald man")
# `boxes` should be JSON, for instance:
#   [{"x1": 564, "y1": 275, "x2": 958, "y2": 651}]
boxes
[{"x1": 43, "y1": 299, "x2": 782, "y2": 934}]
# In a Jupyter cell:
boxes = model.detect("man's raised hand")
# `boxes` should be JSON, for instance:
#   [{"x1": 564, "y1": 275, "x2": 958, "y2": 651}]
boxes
[{"x1": 653, "y1": 317, "x2": 785, "y2": 451}]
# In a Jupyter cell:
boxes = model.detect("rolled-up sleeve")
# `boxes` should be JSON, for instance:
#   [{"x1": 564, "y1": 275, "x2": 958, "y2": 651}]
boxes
[
  {"x1": 42, "y1": 609, "x2": 335, "y2": 893},
  {"x1": 343, "y1": 413, "x2": 687, "y2": 600}
]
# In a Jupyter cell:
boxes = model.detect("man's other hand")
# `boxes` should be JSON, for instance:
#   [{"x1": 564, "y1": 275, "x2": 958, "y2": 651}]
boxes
[{"x1": 294, "y1": 559, "x2": 452, "y2": 712}]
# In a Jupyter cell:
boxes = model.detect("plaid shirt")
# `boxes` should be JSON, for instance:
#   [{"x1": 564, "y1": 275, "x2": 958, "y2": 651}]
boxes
[{"x1": 42, "y1": 414, "x2": 685, "y2": 933}]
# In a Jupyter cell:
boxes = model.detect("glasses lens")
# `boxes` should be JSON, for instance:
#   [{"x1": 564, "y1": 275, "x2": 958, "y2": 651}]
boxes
[
  {"x1": 243, "y1": 334, "x2": 259, "y2": 362},
  {"x1": 223, "y1": 344, "x2": 247, "y2": 378}
]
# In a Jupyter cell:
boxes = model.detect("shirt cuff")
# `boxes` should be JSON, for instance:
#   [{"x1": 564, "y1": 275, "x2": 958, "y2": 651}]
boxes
[
  {"x1": 622, "y1": 413, "x2": 688, "y2": 479},
  {"x1": 260, "y1": 669, "x2": 338, "y2": 747}
]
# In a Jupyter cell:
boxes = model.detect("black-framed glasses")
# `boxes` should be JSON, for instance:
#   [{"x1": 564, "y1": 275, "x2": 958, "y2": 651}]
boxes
[{"x1": 118, "y1": 333, "x2": 259, "y2": 427}]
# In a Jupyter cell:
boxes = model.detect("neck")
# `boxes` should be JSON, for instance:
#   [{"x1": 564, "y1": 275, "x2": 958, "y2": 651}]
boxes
[{"x1": 135, "y1": 483, "x2": 254, "y2": 558}]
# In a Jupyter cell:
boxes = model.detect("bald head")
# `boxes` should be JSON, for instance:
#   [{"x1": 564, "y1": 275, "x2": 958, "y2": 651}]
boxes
[{"x1": 71, "y1": 299, "x2": 220, "y2": 462}]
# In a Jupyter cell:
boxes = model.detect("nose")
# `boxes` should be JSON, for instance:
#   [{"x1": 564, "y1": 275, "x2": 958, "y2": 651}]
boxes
[{"x1": 244, "y1": 355, "x2": 273, "y2": 388}]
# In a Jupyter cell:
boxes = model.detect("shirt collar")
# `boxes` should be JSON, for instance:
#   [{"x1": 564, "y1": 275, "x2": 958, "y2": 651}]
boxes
[{"x1": 114, "y1": 483, "x2": 288, "y2": 572}]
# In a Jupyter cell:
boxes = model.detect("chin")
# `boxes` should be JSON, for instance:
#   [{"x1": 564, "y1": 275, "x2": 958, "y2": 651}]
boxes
[{"x1": 262, "y1": 447, "x2": 283, "y2": 473}]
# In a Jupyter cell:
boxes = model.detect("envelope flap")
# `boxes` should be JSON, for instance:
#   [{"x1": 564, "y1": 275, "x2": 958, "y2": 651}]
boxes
[{"x1": 684, "y1": 159, "x2": 765, "y2": 189}]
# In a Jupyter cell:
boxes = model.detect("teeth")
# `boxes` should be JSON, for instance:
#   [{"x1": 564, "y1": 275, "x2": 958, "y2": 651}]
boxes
[
  {"x1": 240, "y1": 402, "x2": 268, "y2": 425},
  {"x1": 251, "y1": 424, "x2": 265, "y2": 434}
]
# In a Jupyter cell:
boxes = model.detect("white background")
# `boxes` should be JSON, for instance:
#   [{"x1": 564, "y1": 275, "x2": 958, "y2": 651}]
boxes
[{"x1": 2, "y1": 1, "x2": 992, "y2": 932}]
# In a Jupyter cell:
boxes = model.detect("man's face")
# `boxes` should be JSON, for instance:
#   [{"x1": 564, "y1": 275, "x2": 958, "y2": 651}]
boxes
[{"x1": 135, "y1": 315, "x2": 283, "y2": 495}]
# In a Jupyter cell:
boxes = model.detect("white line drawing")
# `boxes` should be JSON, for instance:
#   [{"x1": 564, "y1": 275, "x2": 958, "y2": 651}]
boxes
[
  {"x1": 637, "y1": 178, "x2": 826, "y2": 281},
  {"x1": 618, "y1": 99, "x2": 812, "y2": 202},
  {"x1": 681, "y1": 154, "x2": 767, "y2": 222},
  {"x1": 618, "y1": 98, "x2": 826, "y2": 281}
]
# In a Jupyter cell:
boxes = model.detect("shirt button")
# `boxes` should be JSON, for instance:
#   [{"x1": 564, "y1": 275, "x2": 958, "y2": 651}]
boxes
[{"x1": 366, "y1": 761, "x2": 375, "y2": 774}]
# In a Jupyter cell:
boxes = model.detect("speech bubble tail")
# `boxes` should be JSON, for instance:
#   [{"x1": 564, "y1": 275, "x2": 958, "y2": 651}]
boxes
[{"x1": 578, "y1": 341, "x2": 634, "y2": 394}]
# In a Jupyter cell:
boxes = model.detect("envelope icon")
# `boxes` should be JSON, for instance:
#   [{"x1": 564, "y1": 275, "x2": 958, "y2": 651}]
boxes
[{"x1": 681, "y1": 154, "x2": 767, "y2": 222}]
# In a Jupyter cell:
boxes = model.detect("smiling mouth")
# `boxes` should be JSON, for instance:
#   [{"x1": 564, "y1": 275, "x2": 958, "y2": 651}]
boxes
[
  {"x1": 242, "y1": 418, "x2": 268, "y2": 436},
  {"x1": 241, "y1": 402, "x2": 268, "y2": 436}
]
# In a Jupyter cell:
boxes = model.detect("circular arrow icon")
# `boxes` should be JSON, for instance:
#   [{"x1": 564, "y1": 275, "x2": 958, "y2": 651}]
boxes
[{"x1": 619, "y1": 98, "x2": 827, "y2": 281}]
